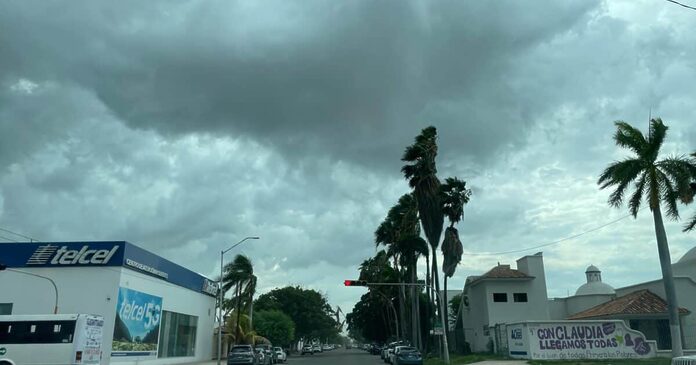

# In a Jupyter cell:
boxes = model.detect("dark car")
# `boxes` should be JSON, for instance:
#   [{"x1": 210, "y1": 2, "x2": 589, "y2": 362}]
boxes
[
  {"x1": 393, "y1": 347, "x2": 422, "y2": 365},
  {"x1": 228, "y1": 345, "x2": 258, "y2": 365}
]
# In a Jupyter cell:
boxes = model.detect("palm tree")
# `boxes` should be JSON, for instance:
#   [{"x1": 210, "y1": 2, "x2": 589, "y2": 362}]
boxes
[
  {"x1": 222, "y1": 254, "x2": 256, "y2": 344},
  {"x1": 598, "y1": 118, "x2": 696, "y2": 357},
  {"x1": 401, "y1": 127, "x2": 444, "y2": 316},
  {"x1": 440, "y1": 177, "x2": 471, "y2": 330},
  {"x1": 682, "y1": 153, "x2": 696, "y2": 233}
]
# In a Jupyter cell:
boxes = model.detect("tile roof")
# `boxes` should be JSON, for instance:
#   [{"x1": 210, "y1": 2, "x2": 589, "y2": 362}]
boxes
[
  {"x1": 467, "y1": 264, "x2": 532, "y2": 286},
  {"x1": 568, "y1": 289, "x2": 690, "y2": 320}
]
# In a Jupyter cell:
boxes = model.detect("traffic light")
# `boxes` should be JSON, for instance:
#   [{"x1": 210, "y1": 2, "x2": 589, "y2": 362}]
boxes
[{"x1": 344, "y1": 280, "x2": 367, "y2": 286}]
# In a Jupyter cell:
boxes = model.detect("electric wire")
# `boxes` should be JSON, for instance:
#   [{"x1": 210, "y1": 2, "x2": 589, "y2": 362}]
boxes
[
  {"x1": 0, "y1": 234, "x2": 19, "y2": 242},
  {"x1": 0, "y1": 227, "x2": 39, "y2": 242},
  {"x1": 666, "y1": 0, "x2": 696, "y2": 11}
]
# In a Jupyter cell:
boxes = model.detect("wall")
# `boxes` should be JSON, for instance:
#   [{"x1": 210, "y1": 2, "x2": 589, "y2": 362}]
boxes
[
  {"x1": 462, "y1": 282, "x2": 489, "y2": 352},
  {"x1": 114, "y1": 267, "x2": 216, "y2": 365},
  {"x1": 0, "y1": 266, "x2": 122, "y2": 365},
  {"x1": 617, "y1": 277, "x2": 696, "y2": 349},
  {"x1": 565, "y1": 294, "x2": 615, "y2": 317},
  {"x1": 485, "y1": 280, "x2": 549, "y2": 326}
]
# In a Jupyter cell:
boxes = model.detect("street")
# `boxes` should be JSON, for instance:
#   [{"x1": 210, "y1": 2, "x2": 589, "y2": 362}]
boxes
[{"x1": 285, "y1": 349, "x2": 384, "y2": 365}]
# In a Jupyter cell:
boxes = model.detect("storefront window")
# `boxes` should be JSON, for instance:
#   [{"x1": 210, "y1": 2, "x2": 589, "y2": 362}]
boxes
[
  {"x1": 0, "y1": 303, "x2": 12, "y2": 315},
  {"x1": 157, "y1": 311, "x2": 198, "y2": 358}
]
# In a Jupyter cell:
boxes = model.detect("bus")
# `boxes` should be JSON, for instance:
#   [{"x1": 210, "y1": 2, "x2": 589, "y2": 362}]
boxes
[{"x1": 0, "y1": 314, "x2": 104, "y2": 365}]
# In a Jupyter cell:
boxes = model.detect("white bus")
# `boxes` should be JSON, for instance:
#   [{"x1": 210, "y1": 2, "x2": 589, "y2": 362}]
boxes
[{"x1": 0, "y1": 314, "x2": 104, "y2": 365}]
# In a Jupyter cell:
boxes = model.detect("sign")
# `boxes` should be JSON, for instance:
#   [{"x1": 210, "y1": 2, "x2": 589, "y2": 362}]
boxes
[
  {"x1": 432, "y1": 327, "x2": 444, "y2": 335},
  {"x1": 202, "y1": 278, "x2": 218, "y2": 296},
  {"x1": 507, "y1": 320, "x2": 657, "y2": 360},
  {"x1": 74, "y1": 315, "x2": 104, "y2": 364},
  {"x1": 111, "y1": 287, "x2": 163, "y2": 358},
  {"x1": 0, "y1": 242, "x2": 125, "y2": 268}
]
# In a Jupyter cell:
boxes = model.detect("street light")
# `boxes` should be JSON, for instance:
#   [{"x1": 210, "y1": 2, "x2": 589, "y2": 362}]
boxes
[
  {"x1": 217, "y1": 236, "x2": 259, "y2": 365},
  {"x1": 0, "y1": 264, "x2": 59, "y2": 314}
]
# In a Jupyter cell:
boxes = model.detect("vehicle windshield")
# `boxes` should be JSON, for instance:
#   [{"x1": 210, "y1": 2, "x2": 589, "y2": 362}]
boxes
[
  {"x1": 230, "y1": 346, "x2": 252, "y2": 353},
  {"x1": 274, "y1": 347, "x2": 282, "y2": 351}
]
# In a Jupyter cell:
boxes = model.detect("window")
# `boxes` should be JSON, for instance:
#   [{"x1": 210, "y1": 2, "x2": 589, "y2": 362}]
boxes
[
  {"x1": 0, "y1": 303, "x2": 12, "y2": 315},
  {"x1": 513, "y1": 293, "x2": 528, "y2": 302},
  {"x1": 493, "y1": 293, "x2": 508, "y2": 302},
  {"x1": 158, "y1": 311, "x2": 198, "y2": 358},
  {"x1": 0, "y1": 320, "x2": 76, "y2": 344}
]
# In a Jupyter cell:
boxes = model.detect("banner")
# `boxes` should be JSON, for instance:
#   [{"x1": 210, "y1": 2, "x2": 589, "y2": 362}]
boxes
[
  {"x1": 508, "y1": 320, "x2": 657, "y2": 360},
  {"x1": 112, "y1": 287, "x2": 163, "y2": 357}
]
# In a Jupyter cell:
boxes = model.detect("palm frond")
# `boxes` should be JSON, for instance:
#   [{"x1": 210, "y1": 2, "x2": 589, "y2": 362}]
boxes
[
  {"x1": 645, "y1": 118, "x2": 668, "y2": 162},
  {"x1": 440, "y1": 177, "x2": 472, "y2": 225},
  {"x1": 684, "y1": 213, "x2": 696, "y2": 232},
  {"x1": 598, "y1": 158, "x2": 643, "y2": 189},
  {"x1": 628, "y1": 172, "x2": 647, "y2": 217},
  {"x1": 441, "y1": 227, "x2": 463, "y2": 278},
  {"x1": 656, "y1": 169, "x2": 680, "y2": 219},
  {"x1": 613, "y1": 121, "x2": 648, "y2": 156},
  {"x1": 657, "y1": 156, "x2": 696, "y2": 198}
]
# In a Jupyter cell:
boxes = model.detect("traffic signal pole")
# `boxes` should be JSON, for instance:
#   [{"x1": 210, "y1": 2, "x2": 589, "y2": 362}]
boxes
[{"x1": 344, "y1": 280, "x2": 450, "y2": 365}]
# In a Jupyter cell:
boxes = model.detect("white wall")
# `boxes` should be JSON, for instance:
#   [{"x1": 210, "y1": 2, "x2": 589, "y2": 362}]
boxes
[
  {"x1": 564, "y1": 294, "x2": 614, "y2": 317},
  {"x1": 114, "y1": 267, "x2": 216, "y2": 365},
  {"x1": 462, "y1": 283, "x2": 489, "y2": 352},
  {"x1": 0, "y1": 266, "x2": 122, "y2": 365}
]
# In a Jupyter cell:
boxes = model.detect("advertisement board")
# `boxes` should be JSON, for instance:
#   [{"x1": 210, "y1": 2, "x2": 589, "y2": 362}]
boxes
[
  {"x1": 507, "y1": 320, "x2": 657, "y2": 360},
  {"x1": 112, "y1": 287, "x2": 163, "y2": 357},
  {"x1": 74, "y1": 314, "x2": 104, "y2": 364}
]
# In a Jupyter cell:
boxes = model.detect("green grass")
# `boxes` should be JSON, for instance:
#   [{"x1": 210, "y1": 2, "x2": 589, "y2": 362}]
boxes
[
  {"x1": 527, "y1": 359, "x2": 671, "y2": 365},
  {"x1": 424, "y1": 353, "x2": 505, "y2": 365}
]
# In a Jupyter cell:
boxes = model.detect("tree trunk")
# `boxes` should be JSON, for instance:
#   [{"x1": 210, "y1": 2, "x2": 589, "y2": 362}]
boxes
[
  {"x1": 411, "y1": 262, "x2": 419, "y2": 349},
  {"x1": 399, "y1": 272, "x2": 408, "y2": 341},
  {"x1": 424, "y1": 254, "x2": 431, "y2": 355},
  {"x1": 235, "y1": 284, "x2": 242, "y2": 344},
  {"x1": 652, "y1": 205, "x2": 684, "y2": 357},
  {"x1": 443, "y1": 275, "x2": 448, "y2": 333}
]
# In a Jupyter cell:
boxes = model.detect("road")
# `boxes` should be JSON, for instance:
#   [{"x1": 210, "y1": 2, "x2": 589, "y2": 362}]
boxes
[{"x1": 285, "y1": 349, "x2": 384, "y2": 365}]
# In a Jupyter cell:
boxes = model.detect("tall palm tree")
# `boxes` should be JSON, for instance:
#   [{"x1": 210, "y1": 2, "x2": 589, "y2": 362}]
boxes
[
  {"x1": 440, "y1": 177, "x2": 471, "y2": 330},
  {"x1": 683, "y1": 153, "x2": 696, "y2": 232},
  {"x1": 598, "y1": 118, "x2": 696, "y2": 357},
  {"x1": 222, "y1": 254, "x2": 256, "y2": 344},
  {"x1": 402, "y1": 127, "x2": 444, "y2": 317}
]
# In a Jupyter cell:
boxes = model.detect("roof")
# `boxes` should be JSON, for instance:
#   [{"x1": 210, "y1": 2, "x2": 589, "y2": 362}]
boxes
[
  {"x1": 586, "y1": 265, "x2": 600, "y2": 273},
  {"x1": 575, "y1": 281, "x2": 615, "y2": 296},
  {"x1": 677, "y1": 246, "x2": 696, "y2": 264},
  {"x1": 568, "y1": 290, "x2": 689, "y2": 320},
  {"x1": 467, "y1": 264, "x2": 533, "y2": 287}
]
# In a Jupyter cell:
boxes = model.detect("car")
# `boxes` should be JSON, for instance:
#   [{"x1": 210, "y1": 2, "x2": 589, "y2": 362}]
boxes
[
  {"x1": 391, "y1": 346, "x2": 418, "y2": 365},
  {"x1": 313, "y1": 344, "x2": 322, "y2": 353},
  {"x1": 322, "y1": 344, "x2": 332, "y2": 351},
  {"x1": 371, "y1": 344, "x2": 383, "y2": 355},
  {"x1": 301, "y1": 345, "x2": 314, "y2": 355},
  {"x1": 228, "y1": 345, "x2": 259, "y2": 365},
  {"x1": 393, "y1": 347, "x2": 422, "y2": 365},
  {"x1": 383, "y1": 341, "x2": 406, "y2": 363},
  {"x1": 254, "y1": 348, "x2": 270, "y2": 365},
  {"x1": 274, "y1": 347, "x2": 287, "y2": 363},
  {"x1": 256, "y1": 344, "x2": 277, "y2": 364}
]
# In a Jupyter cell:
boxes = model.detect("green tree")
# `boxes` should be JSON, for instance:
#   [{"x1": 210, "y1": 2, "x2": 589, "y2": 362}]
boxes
[
  {"x1": 254, "y1": 286, "x2": 339, "y2": 343},
  {"x1": 440, "y1": 177, "x2": 471, "y2": 326},
  {"x1": 222, "y1": 255, "x2": 257, "y2": 344},
  {"x1": 253, "y1": 310, "x2": 296, "y2": 347},
  {"x1": 598, "y1": 118, "x2": 696, "y2": 357},
  {"x1": 683, "y1": 154, "x2": 696, "y2": 232}
]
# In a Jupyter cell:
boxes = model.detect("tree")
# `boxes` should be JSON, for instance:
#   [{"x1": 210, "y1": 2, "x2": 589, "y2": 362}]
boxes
[
  {"x1": 222, "y1": 255, "x2": 257, "y2": 344},
  {"x1": 440, "y1": 177, "x2": 471, "y2": 328},
  {"x1": 598, "y1": 118, "x2": 696, "y2": 357},
  {"x1": 683, "y1": 153, "x2": 696, "y2": 232},
  {"x1": 254, "y1": 310, "x2": 296, "y2": 347},
  {"x1": 254, "y1": 286, "x2": 339, "y2": 343}
]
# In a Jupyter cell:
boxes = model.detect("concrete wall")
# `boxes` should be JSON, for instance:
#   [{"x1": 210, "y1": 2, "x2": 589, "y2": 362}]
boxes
[
  {"x1": 565, "y1": 294, "x2": 614, "y2": 317},
  {"x1": 0, "y1": 266, "x2": 122, "y2": 365},
  {"x1": 115, "y1": 267, "x2": 216, "y2": 365},
  {"x1": 462, "y1": 282, "x2": 489, "y2": 352}
]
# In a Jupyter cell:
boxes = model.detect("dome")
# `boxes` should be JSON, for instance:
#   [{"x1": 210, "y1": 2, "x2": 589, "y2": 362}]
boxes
[
  {"x1": 575, "y1": 281, "x2": 615, "y2": 296},
  {"x1": 586, "y1": 265, "x2": 600, "y2": 273},
  {"x1": 678, "y1": 246, "x2": 696, "y2": 264}
]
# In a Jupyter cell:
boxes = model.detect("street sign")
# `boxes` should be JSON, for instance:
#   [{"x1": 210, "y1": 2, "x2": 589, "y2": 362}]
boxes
[{"x1": 431, "y1": 328, "x2": 444, "y2": 335}]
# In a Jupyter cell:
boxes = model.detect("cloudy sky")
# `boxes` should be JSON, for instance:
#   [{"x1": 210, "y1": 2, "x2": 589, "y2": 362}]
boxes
[{"x1": 1, "y1": 0, "x2": 696, "y2": 316}]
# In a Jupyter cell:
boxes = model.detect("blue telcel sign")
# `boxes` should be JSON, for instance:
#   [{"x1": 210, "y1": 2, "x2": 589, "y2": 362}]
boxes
[{"x1": 0, "y1": 241, "x2": 216, "y2": 297}]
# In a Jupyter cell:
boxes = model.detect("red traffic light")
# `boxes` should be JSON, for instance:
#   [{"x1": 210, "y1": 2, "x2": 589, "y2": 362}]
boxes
[{"x1": 344, "y1": 280, "x2": 367, "y2": 286}]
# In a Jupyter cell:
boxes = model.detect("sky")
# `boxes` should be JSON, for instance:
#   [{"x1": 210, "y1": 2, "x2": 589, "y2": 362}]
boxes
[{"x1": 1, "y1": 0, "x2": 696, "y2": 318}]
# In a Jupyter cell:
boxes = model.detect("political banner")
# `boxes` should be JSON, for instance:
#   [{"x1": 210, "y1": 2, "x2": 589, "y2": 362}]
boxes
[{"x1": 111, "y1": 287, "x2": 163, "y2": 357}]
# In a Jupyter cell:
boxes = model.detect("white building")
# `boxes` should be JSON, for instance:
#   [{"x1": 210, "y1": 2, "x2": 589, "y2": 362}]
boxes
[
  {"x1": 460, "y1": 249, "x2": 696, "y2": 353},
  {"x1": 0, "y1": 241, "x2": 217, "y2": 365}
]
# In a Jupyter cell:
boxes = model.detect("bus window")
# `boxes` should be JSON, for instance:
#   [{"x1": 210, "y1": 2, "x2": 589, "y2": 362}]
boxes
[{"x1": 0, "y1": 320, "x2": 76, "y2": 344}]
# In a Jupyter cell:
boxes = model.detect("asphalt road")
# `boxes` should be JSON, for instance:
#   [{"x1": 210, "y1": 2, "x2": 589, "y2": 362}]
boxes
[{"x1": 286, "y1": 349, "x2": 384, "y2": 365}]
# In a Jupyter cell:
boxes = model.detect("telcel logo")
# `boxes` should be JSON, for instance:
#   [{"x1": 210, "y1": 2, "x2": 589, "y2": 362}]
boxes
[{"x1": 27, "y1": 244, "x2": 119, "y2": 265}]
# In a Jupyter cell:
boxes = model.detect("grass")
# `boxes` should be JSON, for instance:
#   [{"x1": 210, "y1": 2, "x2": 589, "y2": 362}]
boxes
[{"x1": 424, "y1": 353, "x2": 506, "y2": 365}]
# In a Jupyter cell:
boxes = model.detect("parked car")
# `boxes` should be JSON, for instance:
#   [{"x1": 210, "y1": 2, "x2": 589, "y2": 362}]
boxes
[
  {"x1": 313, "y1": 344, "x2": 322, "y2": 353},
  {"x1": 274, "y1": 347, "x2": 287, "y2": 363},
  {"x1": 371, "y1": 344, "x2": 383, "y2": 355},
  {"x1": 322, "y1": 344, "x2": 332, "y2": 351},
  {"x1": 228, "y1": 345, "x2": 258, "y2": 365},
  {"x1": 391, "y1": 346, "x2": 421, "y2": 365},
  {"x1": 256, "y1": 344, "x2": 277, "y2": 364},
  {"x1": 301, "y1": 345, "x2": 314, "y2": 355},
  {"x1": 254, "y1": 348, "x2": 269, "y2": 365},
  {"x1": 383, "y1": 341, "x2": 406, "y2": 363}
]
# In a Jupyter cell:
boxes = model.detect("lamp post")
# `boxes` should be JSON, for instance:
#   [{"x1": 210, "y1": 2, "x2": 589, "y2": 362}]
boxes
[
  {"x1": 0, "y1": 264, "x2": 58, "y2": 314},
  {"x1": 217, "y1": 237, "x2": 259, "y2": 365}
]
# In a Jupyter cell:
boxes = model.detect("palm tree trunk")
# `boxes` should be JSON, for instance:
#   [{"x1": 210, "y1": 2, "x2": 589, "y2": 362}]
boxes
[
  {"x1": 653, "y1": 205, "x2": 684, "y2": 356},
  {"x1": 399, "y1": 271, "x2": 408, "y2": 341},
  {"x1": 443, "y1": 275, "x2": 448, "y2": 351},
  {"x1": 411, "y1": 261, "x2": 420, "y2": 350},
  {"x1": 235, "y1": 284, "x2": 242, "y2": 344},
  {"x1": 431, "y1": 248, "x2": 444, "y2": 356}
]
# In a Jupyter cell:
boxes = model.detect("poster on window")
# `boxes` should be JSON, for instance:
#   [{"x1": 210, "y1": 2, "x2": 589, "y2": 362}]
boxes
[{"x1": 111, "y1": 287, "x2": 163, "y2": 357}]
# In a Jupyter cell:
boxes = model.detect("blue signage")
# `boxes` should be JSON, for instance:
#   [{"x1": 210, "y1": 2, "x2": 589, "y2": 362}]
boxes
[
  {"x1": 0, "y1": 241, "x2": 216, "y2": 297},
  {"x1": 111, "y1": 287, "x2": 163, "y2": 357}
]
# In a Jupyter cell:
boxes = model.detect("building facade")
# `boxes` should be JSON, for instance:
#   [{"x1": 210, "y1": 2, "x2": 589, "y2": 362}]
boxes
[{"x1": 0, "y1": 241, "x2": 217, "y2": 365}]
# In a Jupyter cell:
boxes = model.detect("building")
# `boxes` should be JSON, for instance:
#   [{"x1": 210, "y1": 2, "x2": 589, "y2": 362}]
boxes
[
  {"x1": 460, "y1": 249, "x2": 696, "y2": 353},
  {"x1": 0, "y1": 241, "x2": 217, "y2": 365}
]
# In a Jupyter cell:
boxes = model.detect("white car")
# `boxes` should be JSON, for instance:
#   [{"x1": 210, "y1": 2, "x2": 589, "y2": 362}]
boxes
[{"x1": 273, "y1": 347, "x2": 287, "y2": 363}]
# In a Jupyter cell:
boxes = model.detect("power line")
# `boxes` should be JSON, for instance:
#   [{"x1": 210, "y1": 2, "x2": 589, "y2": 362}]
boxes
[
  {"x1": 0, "y1": 227, "x2": 39, "y2": 242},
  {"x1": 0, "y1": 234, "x2": 19, "y2": 243},
  {"x1": 462, "y1": 210, "x2": 641, "y2": 257},
  {"x1": 666, "y1": 0, "x2": 696, "y2": 11}
]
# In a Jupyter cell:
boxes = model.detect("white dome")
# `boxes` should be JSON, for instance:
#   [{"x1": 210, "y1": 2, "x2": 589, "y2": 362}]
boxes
[
  {"x1": 575, "y1": 282, "x2": 615, "y2": 296},
  {"x1": 586, "y1": 265, "x2": 600, "y2": 273},
  {"x1": 678, "y1": 246, "x2": 696, "y2": 263}
]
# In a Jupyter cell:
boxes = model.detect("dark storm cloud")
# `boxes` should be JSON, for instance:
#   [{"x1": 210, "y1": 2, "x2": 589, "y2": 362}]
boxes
[{"x1": 0, "y1": 0, "x2": 599, "y2": 170}]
